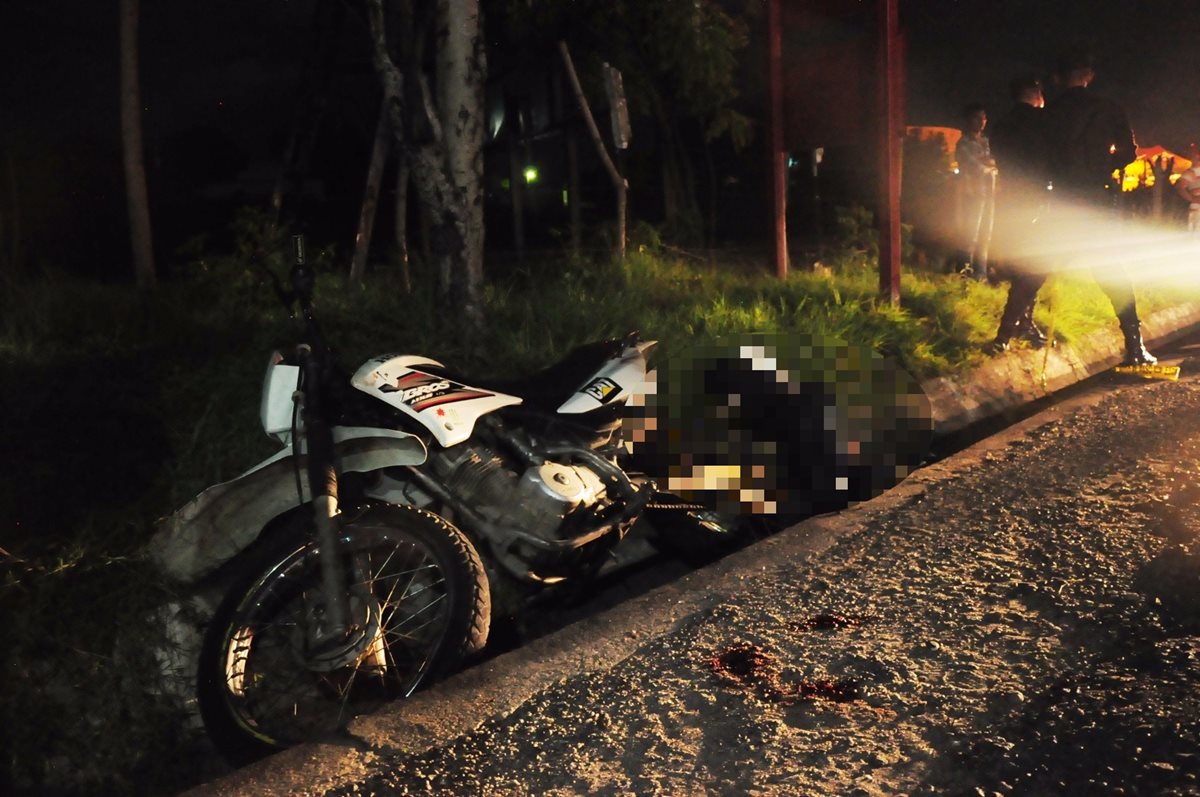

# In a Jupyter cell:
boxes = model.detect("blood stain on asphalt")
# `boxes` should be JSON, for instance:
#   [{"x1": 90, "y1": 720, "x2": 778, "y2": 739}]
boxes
[{"x1": 707, "y1": 641, "x2": 862, "y2": 705}]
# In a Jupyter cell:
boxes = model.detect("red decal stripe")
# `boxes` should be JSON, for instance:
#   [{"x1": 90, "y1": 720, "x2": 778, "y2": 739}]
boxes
[
  {"x1": 412, "y1": 391, "x2": 493, "y2": 412},
  {"x1": 396, "y1": 371, "x2": 434, "y2": 387}
]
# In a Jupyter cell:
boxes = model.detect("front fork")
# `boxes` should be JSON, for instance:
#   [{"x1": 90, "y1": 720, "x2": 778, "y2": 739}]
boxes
[{"x1": 297, "y1": 345, "x2": 353, "y2": 643}]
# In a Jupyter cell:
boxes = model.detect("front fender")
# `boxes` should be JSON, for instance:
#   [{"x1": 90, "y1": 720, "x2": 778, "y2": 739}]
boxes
[{"x1": 149, "y1": 426, "x2": 427, "y2": 585}]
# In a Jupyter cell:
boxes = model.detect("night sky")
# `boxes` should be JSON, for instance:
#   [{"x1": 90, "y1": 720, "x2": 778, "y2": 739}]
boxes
[{"x1": 3, "y1": 0, "x2": 1199, "y2": 272}]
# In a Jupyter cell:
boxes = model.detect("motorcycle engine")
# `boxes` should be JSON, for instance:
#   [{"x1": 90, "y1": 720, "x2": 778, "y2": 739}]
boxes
[{"x1": 428, "y1": 443, "x2": 609, "y2": 543}]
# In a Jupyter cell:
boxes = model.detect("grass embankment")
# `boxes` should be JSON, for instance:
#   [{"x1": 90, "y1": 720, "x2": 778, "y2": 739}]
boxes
[{"x1": 0, "y1": 237, "x2": 1193, "y2": 795}]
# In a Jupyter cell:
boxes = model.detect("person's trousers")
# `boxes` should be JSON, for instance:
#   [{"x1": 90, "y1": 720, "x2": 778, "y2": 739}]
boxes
[
  {"x1": 1095, "y1": 270, "x2": 1139, "y2": 325},
  {"x1": 1000, "y1": 266, "x2": 1138, "y2": 335},
  {"x1": 997, "y1": 269, "x2": 1047, "y2": 332}
]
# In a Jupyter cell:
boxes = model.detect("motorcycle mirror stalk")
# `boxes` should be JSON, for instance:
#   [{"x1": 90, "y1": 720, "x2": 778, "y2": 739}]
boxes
[
  {"x1": 247, "y1": 233, "x2": 314, "y2": 315},
  {"x1": 291, "y1": 233, "x2": 316, "y2": 308}
]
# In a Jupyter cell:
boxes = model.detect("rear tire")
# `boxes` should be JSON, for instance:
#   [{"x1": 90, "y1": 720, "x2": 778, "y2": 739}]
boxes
[{"x1": 197, "y1": 504, "x2": 489, "y2": 764}]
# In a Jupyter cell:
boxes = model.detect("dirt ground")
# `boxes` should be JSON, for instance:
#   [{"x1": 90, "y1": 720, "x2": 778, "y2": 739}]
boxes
[{"x1": 311, "y1": 371, "x2": 1200, "y2": 796}]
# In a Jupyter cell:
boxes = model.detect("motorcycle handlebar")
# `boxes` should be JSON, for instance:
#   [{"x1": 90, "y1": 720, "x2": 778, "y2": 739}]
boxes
[
  {"x1": 292, "y1": 234, "x2": 306, "y2": 267},
  {"x1": 287, "y1": 234, "x2": 332, "y2": 365},
  {"x1": 290, "y1": 234, "x2": 315, "y2": 310}
]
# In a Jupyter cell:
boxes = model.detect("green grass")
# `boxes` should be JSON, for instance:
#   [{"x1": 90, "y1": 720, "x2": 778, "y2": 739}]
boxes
[
  {"x1": 2, "y1": 245, "x2": 1193, "y2": 562},
  {"x1": 1, "y1": 237, "x2": 1197, "y2": 794}
]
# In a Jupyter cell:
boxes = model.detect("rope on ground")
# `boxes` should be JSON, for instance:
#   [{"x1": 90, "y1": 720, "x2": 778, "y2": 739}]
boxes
[{"x1": 1040, "y1": 279, "x2": 1057, "y2": 392}]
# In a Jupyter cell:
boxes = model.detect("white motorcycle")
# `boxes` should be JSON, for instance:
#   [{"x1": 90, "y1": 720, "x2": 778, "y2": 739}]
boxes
[{"x1": 151, "y1": 237, "x2": 723, "y2": 761}]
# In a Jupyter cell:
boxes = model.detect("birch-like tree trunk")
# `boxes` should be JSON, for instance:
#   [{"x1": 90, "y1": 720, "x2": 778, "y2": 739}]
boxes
[
  {"x1": 364, "y1": 0, "x2": 484, "y2": 330},
  {"x1": 437, "y1": 0, "x2": 486, "y2": 296},
  {"x1": 119, "y1": 0, "x2": 155, "y2": 288}
]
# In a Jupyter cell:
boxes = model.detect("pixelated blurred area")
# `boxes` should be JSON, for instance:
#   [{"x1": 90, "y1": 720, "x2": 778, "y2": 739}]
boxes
[{"x1": 625, "y1": 334, "x2": 933, "y2": 516}]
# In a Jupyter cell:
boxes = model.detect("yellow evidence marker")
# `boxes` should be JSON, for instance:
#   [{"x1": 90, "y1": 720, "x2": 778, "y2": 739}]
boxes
[{"x1": 1113, "y1": 363, "x2": 1182, "y2": 381}]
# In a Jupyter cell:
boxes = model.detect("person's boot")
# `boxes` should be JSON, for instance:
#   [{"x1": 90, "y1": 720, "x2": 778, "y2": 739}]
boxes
[
  {"x1": 1119, "y1": 318, "x2": 1157, "y2": 366},
  {"x1": 1019, "y1": 307, "x2": 1050, "y2": 348},
  {"x1": 988, "y1": 306, "x2": 1024, "y2": 355}
]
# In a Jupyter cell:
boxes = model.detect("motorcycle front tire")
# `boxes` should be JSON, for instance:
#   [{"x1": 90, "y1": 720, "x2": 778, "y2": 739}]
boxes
[{"x1": 196, "y1": 504, "x2": 490, "y2": 764}]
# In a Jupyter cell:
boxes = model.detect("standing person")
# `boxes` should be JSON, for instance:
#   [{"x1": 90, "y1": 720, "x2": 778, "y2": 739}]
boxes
[
  {"x1": 1044, "y1": 47, "x2": 1156, "y2": 365},
  {"x1": 955, "y1": 103, "x2": 998, "y2": 280},
  {"x1": 988, "y1": 74, "x2": 1052, "y2": 352},
  {"x1": 1174, "y1": 143, "x2": 1200, "y2": 234}
]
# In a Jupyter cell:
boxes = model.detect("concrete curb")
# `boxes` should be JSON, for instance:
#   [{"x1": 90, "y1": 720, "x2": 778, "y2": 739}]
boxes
[
  {"x1": 921, "y1": 301, "x2": 1200, "y2": 435},
  {"x1": 185, "y1": 467, "x2": 948, "y2": 797},
  {"x1": 185, "y1": 301, "x2": 1200, "y2": 796}
]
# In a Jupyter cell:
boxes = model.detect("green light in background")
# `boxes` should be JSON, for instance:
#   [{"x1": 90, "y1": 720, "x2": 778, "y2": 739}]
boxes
[
  {"x1": 524, "y1": 166, "x2": 539, "y2": 184},
  {"x1": 562, "y1": 189, "x2": 569, "y2": 206}
]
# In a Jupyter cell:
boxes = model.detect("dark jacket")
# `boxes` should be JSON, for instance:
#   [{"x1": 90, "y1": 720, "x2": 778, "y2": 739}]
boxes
[
  {"x1": 1045, "y1": 85, "x2": 1135, "y2": 201},
  {"x1": 990, "y1": 102, "x2": 1049, "y2": 202}
]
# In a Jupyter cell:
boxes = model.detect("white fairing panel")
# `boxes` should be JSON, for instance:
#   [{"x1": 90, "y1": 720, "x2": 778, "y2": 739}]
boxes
[
  {"x1": 150, "y1": 425, "x2": 427, "y2": 584},
  {"x1": 557, "y1": 341, "x2": 657, "y2": 414},
  {"x1": 351, "y1": 354, "x2": 522, "y2": 447},
  {"x1": 260, "y1": 352, "x2": 301, "y2": 442}
]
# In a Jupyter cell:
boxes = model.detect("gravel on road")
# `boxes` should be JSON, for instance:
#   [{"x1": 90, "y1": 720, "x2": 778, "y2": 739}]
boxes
[{"x1": 310, "y1": 374, "x2": 1200, "y2": 796}]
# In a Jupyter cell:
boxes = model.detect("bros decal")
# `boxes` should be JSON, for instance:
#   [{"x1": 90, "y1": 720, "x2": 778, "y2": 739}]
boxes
[
  {"x1": 400, "y1": 380, "x2": 451, "y2": 402},
  {"x1": 380, "y1": 370, "x2": 495, "y2": 411}
]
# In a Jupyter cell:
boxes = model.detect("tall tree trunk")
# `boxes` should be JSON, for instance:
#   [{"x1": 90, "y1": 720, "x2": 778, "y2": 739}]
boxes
[
  {"x1": 119, "y1": 0, "x2": 154, "y2": 289},
  {"x1": 559, "y1": 41, "x2": 626, "y2": 262},
  {"x1": 436, "y1": 0, "x2": 486, "y2": 319},
  {"x1": 395, "y1": 157, "x2": 412, "y2": 293},
  {"x1": 350, "y1": 98, "x2": 393, "y2": 285},
  {"x1": 365, "y1": 0, "x2": 484, "y2": 331}
]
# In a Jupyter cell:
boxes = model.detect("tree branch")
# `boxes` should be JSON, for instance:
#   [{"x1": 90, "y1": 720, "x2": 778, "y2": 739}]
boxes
[
  {"x1": 559, "y1": 40, "x2": 626, "y2": 260},
  {"x1": 558, "y1": 41, "x2": 625, "y2": 192},
  {"x1": 364, "y1": 0, "x2": 404, "y2": 118}
]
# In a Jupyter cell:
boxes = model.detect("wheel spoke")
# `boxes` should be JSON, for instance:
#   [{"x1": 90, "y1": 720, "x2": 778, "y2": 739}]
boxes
[
  {"x1": 382, "y1": 553, "x2": 429, "y2": 610},
  {"x1": 359, "y1": 562, "x2": 439, "y2": 589},
  {"x1": 382, "y1": 576, "x2": 443, "y2": 615},
  {"x1": 211, "y1": 518, "x2": 476, "y2": 751},
  {"x1": 333, "y1": 658, "x2": 368, "y2": 726},
  {"x1": 383, "y1": 612, "x2": 441, "y2": 642},
  {"x1": 389, "y1": 593, "x2": 447, "y2": 630},
  {"x1": 368, "y1": 542, "x2": 402, "y2": 584},
  {"x1": 362, "y1": 543, "x2": 410, "y2": 612}
]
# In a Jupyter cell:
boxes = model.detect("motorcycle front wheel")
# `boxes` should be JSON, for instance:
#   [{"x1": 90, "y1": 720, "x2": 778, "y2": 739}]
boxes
[{"x1": 197, "y1": 504, "x2": 490, "y2": 763}]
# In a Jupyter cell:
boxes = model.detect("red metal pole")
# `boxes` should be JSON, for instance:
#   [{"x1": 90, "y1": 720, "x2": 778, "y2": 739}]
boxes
[
  {"x1": 767, "y1": 0, "x2": 787, "y2": 279},
  {"x1": 877, "y1": 0, "x2": 902, "y2": 306}
]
